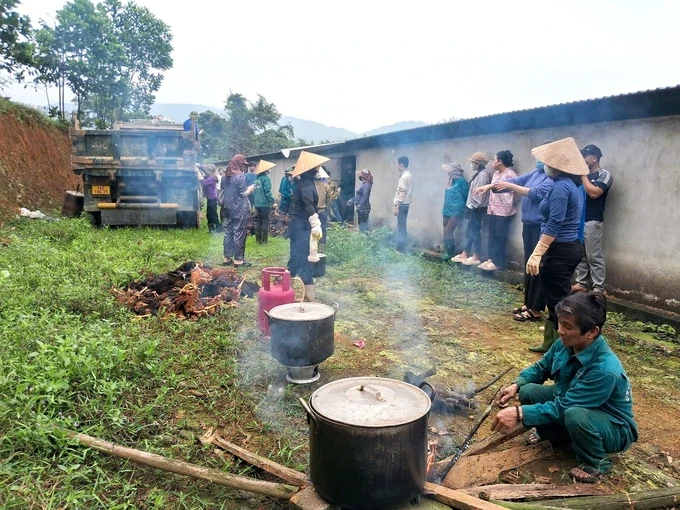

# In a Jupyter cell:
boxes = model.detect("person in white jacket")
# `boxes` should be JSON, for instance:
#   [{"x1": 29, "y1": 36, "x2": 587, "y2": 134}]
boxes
[{"x1": 393, "y1": 156, "x2": 413, "y2": 253}]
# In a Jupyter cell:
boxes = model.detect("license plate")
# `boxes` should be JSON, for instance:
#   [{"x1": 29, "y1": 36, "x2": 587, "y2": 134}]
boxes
[{"x1": 91, "y1": 185, "x2": 110, "y2": 196}]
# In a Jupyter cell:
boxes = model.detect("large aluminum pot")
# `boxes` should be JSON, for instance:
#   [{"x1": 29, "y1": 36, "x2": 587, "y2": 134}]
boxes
[
  {"x1": 265, "y1": 302, "x2": 337, "y2": 367},
  {"x1": 300, "y1": 377, "x2": 434, "y2": 510}
]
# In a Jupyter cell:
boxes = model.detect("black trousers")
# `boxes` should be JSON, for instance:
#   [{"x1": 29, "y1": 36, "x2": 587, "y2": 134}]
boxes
[
  {"x1": 523, "y1": 223, "x2": 545, "y2": 311},
  {"x1": 255, "y1": 207, "x2": 271, "y2": 243},
  {"x1": 357, "y1": 204, "x2": 371, "y2": 232},
  {"x1": 206, "y1": 198, "x2": 220, "y2": 232},
  {"x1": 464, "y1": 207, "x2": 486, "y2": 255},
  {"x1": 287, "y1": 216, "x2": 314, "y2": 285},
  {"x1": 488, "y1": 214, "x2": 514, "y2": 267},
  {"x1": 396, "y1": 205, "x2": 409, "y2": 251},
  {"x1": 540, "y1": 241, "x2": 584, "y2": 327}
]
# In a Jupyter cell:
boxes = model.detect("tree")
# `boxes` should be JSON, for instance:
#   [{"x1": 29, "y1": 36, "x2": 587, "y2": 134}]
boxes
[
  {"x1": 197, "y1": 110, "x2": 228, "y2": 160},
  {"x1": 34, "y1": 0, "x2": 172, "y2": 126},
  {"x1": 0, "y1": 0, "x2": 34, "y2": 84}
]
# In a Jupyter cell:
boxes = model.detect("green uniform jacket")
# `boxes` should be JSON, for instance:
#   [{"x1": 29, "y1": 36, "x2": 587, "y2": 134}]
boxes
[
  {"x1": 442, "y1": 178, "x2": 469, "y2": 217},
  {"x1": 254, "y1": 174, "x2": 275, "y2": 208},
  {"x1": 515, "y1": 336, "x2": 638, "y2": 447}
]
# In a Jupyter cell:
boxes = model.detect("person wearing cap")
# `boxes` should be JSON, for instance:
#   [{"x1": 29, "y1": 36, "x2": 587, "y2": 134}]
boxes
[
  {"x1": 524, "y1": 137, "x2": 586, "y2": 353},
  {"x1": 288, "y1": 151, "x2": 328, "y2": 301},
  {"x1": 183, "y1": 111, "x2": 203, "y2": 163},
  {"x1": 327, "y1": 170, "x2": 343, "y2": 222},
  {"x1": 393, "y1": 156, "x2": 412, "y2": 253},
  {"x1": 441, "y1": 160, "x2": 469, "y2": 260},
  {"x1": 573, "y1": 145, "x2": 613, "y2": 294},
  {"x1": 245, "y1": 162, "x2": 258, "y2": 208},
  {"x1": 253, "y1": 160, "x2": 277, "y2": 244},
  {"x1": 351, "y1": 169, "x2": 373, "y2": 232},
  {"x1": 453, "y1": 152, "x2": 492, "y2": 266},
  {"x1": 314, "y1": 166, "x2": 333, "y2": 253},
  {"x1": 472, "y1": 150, "x2": 517, "y2": 271},
  {"x1": 195, "y1": 164, "x2": 221, "y2": 234},
  {"x1": 278, "y1": 168, "x2": 294, "y2": 214},
  {"x1": 493, "y1": 292, "x2": 638, "y2": 484},
  {"x1": 493, "y1": 148, "x2": 554, "y2": 321},
  {"x1": 220, "y1": 154, "x2": 256, "y2": 267}
]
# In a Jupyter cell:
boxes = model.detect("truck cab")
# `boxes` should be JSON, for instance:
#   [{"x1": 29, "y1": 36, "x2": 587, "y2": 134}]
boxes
[{"x1": 71, "y1": 119, "x2": 203, "y2": 227}]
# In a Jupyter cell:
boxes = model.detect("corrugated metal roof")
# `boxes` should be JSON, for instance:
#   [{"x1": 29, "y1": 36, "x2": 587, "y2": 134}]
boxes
[{"x1": 248, "y1": 85, "x2": 680, "y2": 159}]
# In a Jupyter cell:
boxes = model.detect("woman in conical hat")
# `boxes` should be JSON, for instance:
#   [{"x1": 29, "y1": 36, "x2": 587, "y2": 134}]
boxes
[
  {"x1": 287, "y1": 151, "x2": 329, "y2": 301},
  {"x1": 523, "y1": 137, "x2": 588, "y2": 353}
]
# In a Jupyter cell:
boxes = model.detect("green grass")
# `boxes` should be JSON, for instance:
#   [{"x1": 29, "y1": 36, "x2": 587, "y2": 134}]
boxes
[{"x1": 1, "y1": 218, "x2": 678, "y2": 507}]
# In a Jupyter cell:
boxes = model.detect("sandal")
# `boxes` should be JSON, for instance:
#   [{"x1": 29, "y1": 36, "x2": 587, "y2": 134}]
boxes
[
  {"x1": 524, "y1": 429, "x2": 541, "y2": 446},
  {"x1": 513, "y1": 310, "x2": 542, "y2": 322},
  {"x1": 233, "y1": 261, "x2": 253, "y2": 268},
  {"x1": 512, "y1": 305, "x2": 528, "y2": 315},
  {"x1": 569, "y1": 465, "x2": 603, "y2": 484},
  {"x1": 222, "y1": 258, "x2": 233, "y2": 266}
]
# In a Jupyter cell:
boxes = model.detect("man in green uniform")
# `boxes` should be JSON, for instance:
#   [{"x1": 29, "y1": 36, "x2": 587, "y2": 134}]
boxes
[{"x1": 492, "y1": 292, "x2": 638, "y2": 483}]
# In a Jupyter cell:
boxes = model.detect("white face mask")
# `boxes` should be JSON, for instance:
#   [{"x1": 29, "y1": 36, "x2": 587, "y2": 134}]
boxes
[
  {"x1": 470, "y1": 163, "x2": 477, "y2": 171},
  {"x1": 544, "y1": 164, "x2": 558, "y2": 177}
]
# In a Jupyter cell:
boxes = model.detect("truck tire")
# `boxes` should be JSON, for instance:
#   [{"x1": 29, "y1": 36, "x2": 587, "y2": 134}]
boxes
[
  {"x1": 88, "y1": 212, "x2": 102, "y2": 227},
  {"x1": 177, "y1": 210, "x2": 201, "y2": 229}
]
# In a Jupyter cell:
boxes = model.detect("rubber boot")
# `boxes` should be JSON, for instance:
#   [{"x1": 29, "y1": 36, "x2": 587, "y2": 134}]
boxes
[
  {"x1": 255, "y1": 230, "x2": 262, "y2": 244},
  {"x1": 303, "y1": 284, "x2": 315, "y2": 302},
  {"x1": 529, "y1": 320, "x2": 557, "y2": 353},
  {"x1": 262, "y1": 231, "x2": 269, "y2": 244},
  {"x1": 443, "y1": 241, "x2": 455, "y2": 261},
  {"x1": 318, "y1": 243, "x2": 326, "y2": 254}
]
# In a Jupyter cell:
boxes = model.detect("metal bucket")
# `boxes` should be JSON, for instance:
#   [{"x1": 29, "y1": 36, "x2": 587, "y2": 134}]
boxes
[{"x1": 62, "y1": 191, "x2": 84, "y2": 218}]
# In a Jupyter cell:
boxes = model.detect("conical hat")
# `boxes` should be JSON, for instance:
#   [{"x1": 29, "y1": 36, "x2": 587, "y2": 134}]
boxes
[
  {"x1": 292, "y1": 151, "x2": 330, "y2": 178},
  {"x1": 531, "y1": 138, "x2": 589, "y2": 176},
  {"x1": 255, "y1": 160, "x2": 276, "y2": 175}
]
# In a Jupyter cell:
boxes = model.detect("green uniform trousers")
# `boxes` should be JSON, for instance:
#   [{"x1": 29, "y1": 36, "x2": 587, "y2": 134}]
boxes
[{"x1": 519, "y1": 383, "x2": 629, "y2": 473}]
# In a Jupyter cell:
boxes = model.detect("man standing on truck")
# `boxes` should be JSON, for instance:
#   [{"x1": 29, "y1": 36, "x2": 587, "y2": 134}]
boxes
[{"x1": 183, "y1": 111, "x2": 203, "y2": 163}]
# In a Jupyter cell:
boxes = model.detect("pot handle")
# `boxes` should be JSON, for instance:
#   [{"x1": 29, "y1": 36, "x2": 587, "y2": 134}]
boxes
[
  {"x1": 419, "y1": 381, "x2": 437, "y2": 402},
  {"x1": 331, "y1": 302, "x2": 339, "y2": 316},
  {"x1": 263, "y1": 309, "x2": 273, "y2": 326},
  {"x1": 358, "y1": 384, "x2": 386, "y2": 402},
  {"x1": 293, "y1": 277, "x2": 306, "y2": 303},
  {"x1": 299, "y1": 397, "x2": 319, "y2": 426}
]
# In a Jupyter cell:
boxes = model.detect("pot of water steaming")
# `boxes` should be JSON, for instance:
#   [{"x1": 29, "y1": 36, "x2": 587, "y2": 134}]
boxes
[{"x1": 300, "y1": 377, "x2": 435, "y2": 510}]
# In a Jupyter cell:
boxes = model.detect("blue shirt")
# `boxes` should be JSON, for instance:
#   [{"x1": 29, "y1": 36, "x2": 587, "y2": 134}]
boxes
[
  {"x1": 442, "y1": 178, "x2": 469, "y2": 217},
  {"x1": 503, "y1": 168, "x2": 553, "y2": 225},
  {"x1": 539, "y1": 176, "x2": 583, "y2": 242},
  {"x1": 516, "y1": 336, "x2": 638, "y2": 447},
  {"x1": 183, "y1": 118, "x2": 198, "y2": 139},
  {"x1": 245, "y1": 172, "x2": 257, "y2": 186}
]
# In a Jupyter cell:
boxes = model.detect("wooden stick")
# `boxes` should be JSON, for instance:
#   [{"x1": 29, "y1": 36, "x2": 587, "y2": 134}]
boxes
[
  {"x1": 211, "y1": 434, "x2": 308, "y2": 488},
  {"x1": 460, "y1": 484, "x2": 611, "y2": 501},
  {"x1": 63, "y1": 429, "x2": 298, "y2": 500},
  {"x1": 462, "y1": 423, "x2": 526, "y2": 458},
  {"x1": 472, "y1": 367, "x2": 513, "y2": 396},
  {"x1": 434, "y1": 388, "x2": 500, "y2": 483},
  {"x1": 423, "y1": 482, "x2": 508, "y2": 510}
]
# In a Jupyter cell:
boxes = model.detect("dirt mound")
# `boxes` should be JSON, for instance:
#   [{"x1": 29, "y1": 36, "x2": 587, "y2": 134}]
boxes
[
  {"x1": 0, "y1": 101, "x2": 81, "y2": 220},
  {"x1": 114, "y1": 261, "x2": 260, "y2": 319}
]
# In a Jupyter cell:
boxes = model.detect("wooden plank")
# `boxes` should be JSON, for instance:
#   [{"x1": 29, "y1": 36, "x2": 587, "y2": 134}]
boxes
[
  {"x1": 289, "y1": 486, "x2": 334, "y2": 510},
  {"x1": 443, "y1": 442, "x2": 554, "y2": 490},
  {"x1": 459, "y1": 484, "x2": 612, "y2": 501},
  {"x1": 211, "y1": 434, "x2": 309, "y2": 488},
  {"x1": 424, "y1": 482, "x2": 509, "y2": 510},
  {"x1": 515, "y1": 485, "x2": 680, "y2": 509}
]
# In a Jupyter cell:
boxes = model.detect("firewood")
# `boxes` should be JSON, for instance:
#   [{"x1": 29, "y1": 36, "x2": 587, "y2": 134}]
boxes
[
  {"x1": 62, "y1": 429, "x2": 297, "y2": 500},
  {"x1": 289, "y1": 486, "x2": 334, "y2": 510},
  {"x1": 460, "y1": 484, "x2": 612, "y2": 501},
  {"x1": 443, "y1": 442, "x2": 554, "y2": 490},
  {"x1": 423, "y1": 483, "x2": 508, "y2": 510}
]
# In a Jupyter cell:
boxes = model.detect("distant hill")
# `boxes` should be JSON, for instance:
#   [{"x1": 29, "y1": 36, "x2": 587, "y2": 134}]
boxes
[
  {"x1": 361, "y1": 121, "x2": 428, "y2": 137},
  {"x1": 149, "y1": 103, "x2": 427, "y2": 143},
  {"x1": 279, "y1": 116, "x2": 357, "y2": 143}
]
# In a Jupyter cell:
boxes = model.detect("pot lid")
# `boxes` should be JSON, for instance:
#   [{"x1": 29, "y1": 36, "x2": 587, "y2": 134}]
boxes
[
  {"x1": 268, "y1": 302, "x2": 335, "y2": 322},
  {"x1": 310, "y1": 377, "x2": 431, "y2": 427}
]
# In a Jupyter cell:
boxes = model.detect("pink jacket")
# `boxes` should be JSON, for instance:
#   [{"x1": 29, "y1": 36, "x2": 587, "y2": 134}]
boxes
[{"x1": 487, "y1": 169, "x2": 517, "y2": 217}]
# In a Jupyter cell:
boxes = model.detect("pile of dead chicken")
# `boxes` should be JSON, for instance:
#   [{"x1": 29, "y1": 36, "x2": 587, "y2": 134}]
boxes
[{"x1": 114, "y1": 261, "x2": 260, "y2": 319}]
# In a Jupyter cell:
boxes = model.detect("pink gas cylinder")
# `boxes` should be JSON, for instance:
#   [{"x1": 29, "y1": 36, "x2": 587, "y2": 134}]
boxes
[{"x1": 258, "y1": 267, "x2": 296, "y2": 335}]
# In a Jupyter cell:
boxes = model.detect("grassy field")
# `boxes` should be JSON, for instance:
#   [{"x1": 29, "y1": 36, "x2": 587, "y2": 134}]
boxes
[{"x1": 1, "y1": 217, "x2": 680, "y2": 508}]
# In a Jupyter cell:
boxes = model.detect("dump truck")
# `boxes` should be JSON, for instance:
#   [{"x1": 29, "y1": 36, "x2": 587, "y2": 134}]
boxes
[{"x1": 71, "y1": 120, "x2": 203, "y2": 227}]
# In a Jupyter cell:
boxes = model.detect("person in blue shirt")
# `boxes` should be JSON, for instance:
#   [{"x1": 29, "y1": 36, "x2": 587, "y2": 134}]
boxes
[
  {"x1": 493, "y1": 150, "x2": 554, "y2": 321},
  {"x1": 492, "y1": 292, "x2": 638, "y2": 483},
  {"x1": 278, "y1": 168, "x2": 295, "y2": 214},
  {"x1": 245, "y1": 162, "x2": 257, "y2": 208},
  {"x1": 183, "y1": 111, "x2": 203, "y2": 163},
  {"x1": 524, "y1": 138, "x2": 587, "y2": 353},
  {"x1": 441, "y1": 160, "x2": 469, "y2": 260}
]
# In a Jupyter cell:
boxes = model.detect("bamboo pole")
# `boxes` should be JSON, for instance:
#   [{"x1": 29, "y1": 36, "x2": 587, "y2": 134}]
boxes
[{"x1": 63, "y1": 430, "x2": 298, "y2": 500}]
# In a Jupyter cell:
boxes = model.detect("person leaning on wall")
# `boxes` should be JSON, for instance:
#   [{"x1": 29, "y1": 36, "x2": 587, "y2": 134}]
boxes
[
  {"x1": 393, "y1": 156, "x2": 413, "y2": 253},
  {"x1": 441, "y1": 158, "x2": 469, "y2": 260}
]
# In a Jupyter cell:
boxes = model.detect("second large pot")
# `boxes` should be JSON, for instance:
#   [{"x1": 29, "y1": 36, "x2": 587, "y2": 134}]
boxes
[
  {"x1": 266, "y1": 302, "x2": 336, "y2": 367},
  {"x1": 301, "y1": 377, "x2": 433, "y2": 510}
]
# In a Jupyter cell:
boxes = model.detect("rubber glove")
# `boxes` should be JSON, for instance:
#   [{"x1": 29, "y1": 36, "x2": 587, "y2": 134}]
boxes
[
  {"x1": 526, "y1": 241, "x2": 550, "y2": 276},
  {"x1": 308, "y1": 213, "x2": 323, "y2": 240}
]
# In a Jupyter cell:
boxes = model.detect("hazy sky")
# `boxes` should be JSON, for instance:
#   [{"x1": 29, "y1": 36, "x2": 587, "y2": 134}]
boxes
[{"x1": 6, "y1": 0, "x2": 680, "y2": 132}]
